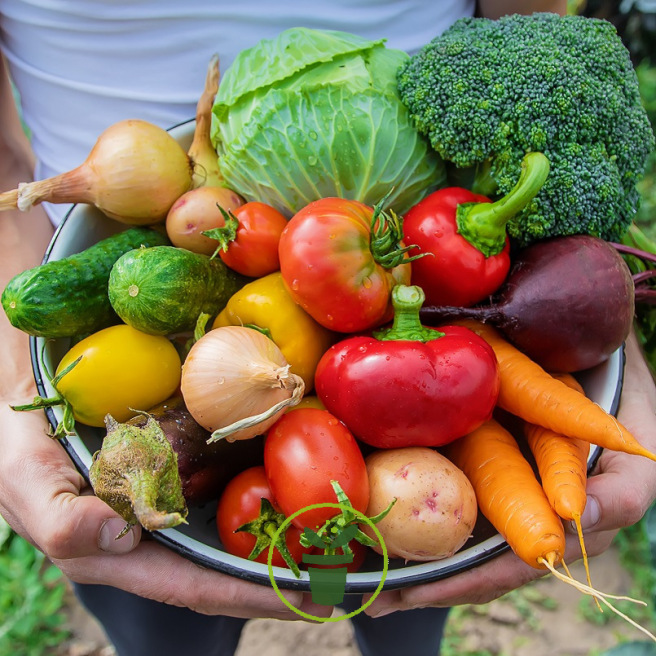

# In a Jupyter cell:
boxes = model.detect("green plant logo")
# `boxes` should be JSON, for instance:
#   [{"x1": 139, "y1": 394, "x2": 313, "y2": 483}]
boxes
[{"x1": 266, "y1": 502, "x2": 389, "y2": 622}]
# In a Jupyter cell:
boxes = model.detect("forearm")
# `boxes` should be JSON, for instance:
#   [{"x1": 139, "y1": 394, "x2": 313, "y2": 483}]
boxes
[
  {"x1": 477, "y1": 0, "x2": 568, "y2": 19},
  {"x1": 0, "y1": 58, "x2": 53, "y2": 402}
]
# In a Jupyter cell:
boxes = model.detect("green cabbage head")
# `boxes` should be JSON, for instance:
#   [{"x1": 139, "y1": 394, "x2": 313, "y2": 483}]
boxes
[{"x1": 210, "y1": 27, "x2": 445, "y2": 217}]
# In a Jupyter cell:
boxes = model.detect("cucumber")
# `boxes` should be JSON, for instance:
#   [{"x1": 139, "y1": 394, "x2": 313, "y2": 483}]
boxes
[
  {"x1": 2, "y1": 227, "x2": 170, "y2": 338},
  {"x1": 108, "y1": 246, "x2": 248, "y2": 335}
]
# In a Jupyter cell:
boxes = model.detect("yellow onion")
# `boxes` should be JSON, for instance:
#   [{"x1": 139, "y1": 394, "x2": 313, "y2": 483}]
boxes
[
  {"x1": 181, "y1": 325, "x2": 305, "y2": 442},
  {"x1": 188, "y1": 54, "x2": 225, "y2": 189},
  {"x1": 0, "y1": 119, "x2": 193, "y2": 224}
]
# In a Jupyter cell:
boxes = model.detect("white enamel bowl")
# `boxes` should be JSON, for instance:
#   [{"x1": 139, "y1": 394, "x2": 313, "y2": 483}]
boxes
[{"x1": 30, "y1": 119, "x2": 624, "y2": 592}]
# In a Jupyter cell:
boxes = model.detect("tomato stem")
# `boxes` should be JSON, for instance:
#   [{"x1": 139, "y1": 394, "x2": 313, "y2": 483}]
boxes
[
  {"x1": 203, "y1": 204, "x2": 240, "y2": 259},
  {"x1": 374, "y1": 285, "x2": 444, "y2": 343},
  {"x1": 369, "y1": 197, "x2": 424, "y2": 269},
  {"x1": 236, "y1": 497, "x2": 301, "y2": 577},
  {"x1": 9, "y1": 353, "x2": 82, "y2": 438}
]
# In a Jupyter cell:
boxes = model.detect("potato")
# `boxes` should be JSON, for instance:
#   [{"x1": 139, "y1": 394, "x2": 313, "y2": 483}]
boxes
[
  {"x1": 362, "y1": 446, "x2": 477, "y2": 561},
  {"x1": 165, "y1": 185, "x2": 244, "y2": 254}
]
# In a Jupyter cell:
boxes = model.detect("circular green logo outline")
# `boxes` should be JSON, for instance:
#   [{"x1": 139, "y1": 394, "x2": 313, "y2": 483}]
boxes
[{"x1": 267, "y1": 502, "x2": 388, "y2": 622}]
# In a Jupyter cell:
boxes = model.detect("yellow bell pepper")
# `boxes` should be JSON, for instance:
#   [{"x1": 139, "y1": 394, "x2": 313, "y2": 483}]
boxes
[
  {"x1": 213, "y1": 272, "x2": 335, "y2": 391},
  {"x1": 286, "y1": 395, "x2": 326, "y2": 412}
]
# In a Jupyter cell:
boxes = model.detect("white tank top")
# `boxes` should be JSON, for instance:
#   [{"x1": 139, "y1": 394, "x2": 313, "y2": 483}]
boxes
[{"x1": 0, "y1": 0, "x2": 475, "y2": 223}]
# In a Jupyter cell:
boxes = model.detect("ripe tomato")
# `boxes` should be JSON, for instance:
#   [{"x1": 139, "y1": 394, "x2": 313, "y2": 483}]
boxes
[
  {"x1": 55, "y1": 324, "x2": 182, "y2": 426},
  {"x1": 216, "y1": 466, "x2": 310, "y2": 568},
  {"x1": 264, "y1": 408, "x2": 369, "y2": 530},
  {"x1": 207, "y1": 201, "x2": 288, "y2": 278},
  {"x1": 278, "y1": 197, "x2": 411, "y2": 333}
]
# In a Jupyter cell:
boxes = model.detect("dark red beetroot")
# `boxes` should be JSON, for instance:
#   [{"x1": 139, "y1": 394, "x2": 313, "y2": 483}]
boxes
[{"x1": 419, "y1": 235, "x2": 635, "y2": 372}]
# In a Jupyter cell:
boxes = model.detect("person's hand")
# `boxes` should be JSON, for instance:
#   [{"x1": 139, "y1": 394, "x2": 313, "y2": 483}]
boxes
[
  {"x1": 0, "y1": 401, "x2": 330, "y2": 620},
  {"x1": 365, "y1": 330, "x2": 656, "y2": 616}
]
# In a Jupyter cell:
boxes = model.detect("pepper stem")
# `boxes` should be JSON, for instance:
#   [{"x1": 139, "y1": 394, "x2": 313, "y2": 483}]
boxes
[
  {"x1": 456, "y1": 151, "x2": 550, "y2": 257},
  {"x1": 373, "y1": 285, "x2": 443, "y2": 342}
]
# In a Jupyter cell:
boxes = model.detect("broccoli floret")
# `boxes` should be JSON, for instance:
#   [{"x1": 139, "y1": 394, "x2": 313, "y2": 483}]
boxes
[{"x1": 397, "y1": 12, "x2": 655, "y2": 245}]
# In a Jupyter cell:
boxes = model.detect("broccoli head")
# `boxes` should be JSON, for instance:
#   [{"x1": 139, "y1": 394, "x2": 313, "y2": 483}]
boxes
[{"x1": 397, "y1": 12, "x2": 655, "y2": 245}]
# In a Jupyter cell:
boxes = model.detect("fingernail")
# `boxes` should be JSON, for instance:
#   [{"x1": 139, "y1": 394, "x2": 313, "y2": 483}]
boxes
[
  {"x1": 99, "y1": 518, "x2": 137, "y2": 553},
  {"x1": 580, "y1": 496, "x2": 601, "y2": 531},
  {"x1": 368, "y1": 606, "x2": 397, "y2": 618}
]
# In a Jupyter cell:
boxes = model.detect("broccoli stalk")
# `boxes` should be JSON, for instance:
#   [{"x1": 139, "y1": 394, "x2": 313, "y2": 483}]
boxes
[
  {"x1": 457, "y1": 152, "x2": 550, "y2": 257},
  {"x1": 397, "y1": 13, "x2": 655, "y2": 246}
]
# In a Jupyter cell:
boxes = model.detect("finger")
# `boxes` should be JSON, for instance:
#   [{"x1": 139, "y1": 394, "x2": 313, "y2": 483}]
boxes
[
  {"x1": 54, "y1": 540, "x2": 333, "y2": 620},
  {"x1": 0, "y1": 408, "x2": 141, "y2": 558},
  {"x1": 574, "y1": 451, "x2": 656, "y2": 534},
  {"x1": 364, "y1": 549, "x2": 544, "y2": 617}
]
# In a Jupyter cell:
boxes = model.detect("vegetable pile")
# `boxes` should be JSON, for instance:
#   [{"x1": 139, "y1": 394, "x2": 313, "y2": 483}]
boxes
[{"x1": 2, "y1": 16, "x2": 656, "y2": 634}]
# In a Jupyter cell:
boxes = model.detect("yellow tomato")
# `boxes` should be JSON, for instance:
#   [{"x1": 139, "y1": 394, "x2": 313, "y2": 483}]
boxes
[{"x1": 55, "y1": 324, "x2": 182, "y2": 426}]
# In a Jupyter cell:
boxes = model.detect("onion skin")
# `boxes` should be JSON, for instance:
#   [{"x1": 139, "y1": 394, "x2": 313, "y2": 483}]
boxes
[
  {"x1": 420, "y1": 235, "x2": 635, "y2": 372},
  {"x1": 12, "y1": 119, "x2": 193, "y2": 225},
  {"x1": 180, "y1": 326, "x2": 304, "y2": 442},
  {"x1": 188, "y1": 54, "x2": 225, "y2": 189}
]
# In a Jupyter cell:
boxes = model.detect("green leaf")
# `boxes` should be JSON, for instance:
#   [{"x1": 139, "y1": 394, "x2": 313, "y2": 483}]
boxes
[{"x1": 0, "y1": 516, "x2": 12, "y2": 549}]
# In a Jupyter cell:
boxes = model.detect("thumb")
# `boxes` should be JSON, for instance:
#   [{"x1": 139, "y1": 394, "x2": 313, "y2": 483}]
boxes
[
  {"x1": 26, "y1": 486, "x2": 142, "y2": 559},
  {"x1": 573, "y1": 452, "x2": 655, "y2": 535},
  {"x1": 94, "y1": 506, "x2": 142, "y2": 555}
]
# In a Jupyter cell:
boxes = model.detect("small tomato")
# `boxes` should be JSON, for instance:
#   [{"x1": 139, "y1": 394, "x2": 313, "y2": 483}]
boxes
[
  {"x1": 216, "y1": 466, "x2": 310, "y2": 570},
  {"x1": 203, "y1": 202, "x2": 288, "y2": 277}
]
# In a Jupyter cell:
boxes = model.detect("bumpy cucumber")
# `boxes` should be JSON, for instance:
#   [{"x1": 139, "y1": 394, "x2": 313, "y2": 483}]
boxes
[
  {"x1": 2, "y1": 227, "x2": 170, "y2": 338},
  {"x1": 108, "y1": 246, "x2": 248, "y2": 335}
]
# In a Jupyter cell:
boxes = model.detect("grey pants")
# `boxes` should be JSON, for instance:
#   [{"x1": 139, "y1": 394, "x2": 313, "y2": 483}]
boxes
[{"x1": 74, "y1": 583, "x2": 450, "y2": 656}]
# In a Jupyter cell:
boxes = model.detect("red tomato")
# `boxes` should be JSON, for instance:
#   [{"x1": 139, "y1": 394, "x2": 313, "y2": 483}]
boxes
[
  {"x1": 216, "y1": 466, "x2": 309, "y2": 568},
  {"x1": 264, "y1": 408, "x2": 370, "y2": 530},
  {"x1": 212, "y1": 202, "x2": 288, "y2": 278},
  {"x1": 278, "y1": 197, "x2": 411, "y2": 333},
  {"x1": 315, "y1": 325, "x2": 500, "y2": 449},
  {"x1": 403, "y1": 188, "x2": 511, "y2": 307}
]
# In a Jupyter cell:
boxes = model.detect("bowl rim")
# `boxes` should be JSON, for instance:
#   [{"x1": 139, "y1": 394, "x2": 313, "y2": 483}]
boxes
[{"x1": 28, "y1": 117, "x2": 624, "y2": 592}]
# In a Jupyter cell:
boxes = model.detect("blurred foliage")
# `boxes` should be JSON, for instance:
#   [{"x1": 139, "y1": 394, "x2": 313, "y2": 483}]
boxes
[
  {"x1": 575, "y1": 1, "x2": 656, "y2": 367},
  {"x1": 0, "y1": 515, "x2": 70, "y2": 655}
]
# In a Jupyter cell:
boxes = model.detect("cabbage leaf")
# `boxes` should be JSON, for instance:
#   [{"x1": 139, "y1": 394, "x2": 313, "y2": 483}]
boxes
[{"x1": 211, "y1": 27, "x2": 445, "y2": 216}]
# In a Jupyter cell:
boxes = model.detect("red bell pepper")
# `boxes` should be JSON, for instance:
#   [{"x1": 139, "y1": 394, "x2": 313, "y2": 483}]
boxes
[
  {"x1": 403, "y1": 152, "x2": 550, "y2": 308},
  {"x1": 314, "y1": 285, "x2": 500, "y2": 449}
]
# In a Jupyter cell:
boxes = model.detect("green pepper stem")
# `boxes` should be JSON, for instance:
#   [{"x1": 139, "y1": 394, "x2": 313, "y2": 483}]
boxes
[
  {"x1": 373, "y1": 285, "x2": 443, "y2": 342},
  {"x1": 456, "y1": 151, "x2": 550, "y2": 257}
]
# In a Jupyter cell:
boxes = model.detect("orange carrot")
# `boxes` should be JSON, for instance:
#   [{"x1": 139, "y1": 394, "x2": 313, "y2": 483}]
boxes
[
  {"x1": 523, "y1": 372, "x2": 594, "y2": 596},
  {"x1": 524, "y1": 373, "x2": 590, "y2": 523},
  {"x1": 455, "y1": 319, "x2": 656, "y2": 463},
  {"x1": 446, "y1": 418, "x2": 656, "y2": 640},
  {"x1": 445, "y1": 418, "x2": 566, "y2": 570}
]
